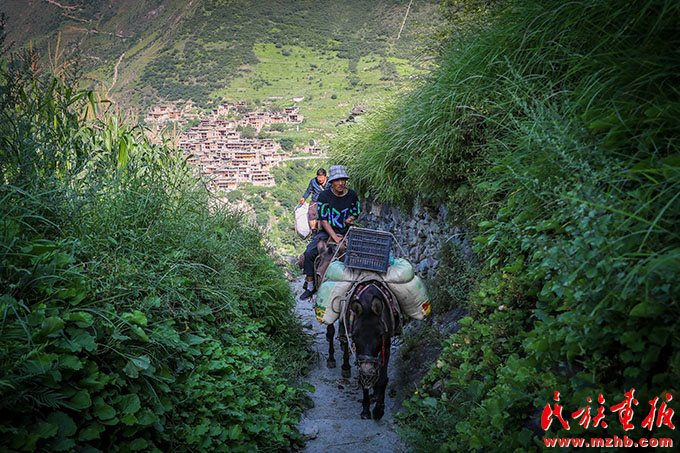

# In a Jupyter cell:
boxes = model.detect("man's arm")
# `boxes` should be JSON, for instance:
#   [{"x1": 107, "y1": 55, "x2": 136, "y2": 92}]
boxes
[
  {"x1": 321, "y1": 220, "x2": 342, "y2": 243},
  {"x1": 346, "y1": 194, "x2": 360, "y2": 225},
  {"x1": 299, "y1": 179, "x2": 313, "y2": 204}
]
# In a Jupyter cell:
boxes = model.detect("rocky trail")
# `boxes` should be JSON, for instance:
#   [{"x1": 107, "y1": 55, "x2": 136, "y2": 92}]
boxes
[
  {"x1": 292, "y1": 276, "x2": 406, "y2": 453},
  {"x1": 108, "y1": 52, "x2": 125, "y2": 97}
]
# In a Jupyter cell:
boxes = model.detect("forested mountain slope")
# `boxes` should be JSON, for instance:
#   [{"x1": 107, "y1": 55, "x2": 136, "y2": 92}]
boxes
[
  {"x1": 2, "y1": 0, "x2": 438, "y2": 116},
  {"x1": 333, "y1": 0, "x2": 680, "y2": 450}
]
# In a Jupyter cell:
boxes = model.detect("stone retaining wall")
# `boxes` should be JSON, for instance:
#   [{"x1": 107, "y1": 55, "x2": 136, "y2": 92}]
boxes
[{"x1": 358, "y1": 199, "x2": 473, "y2": 280}]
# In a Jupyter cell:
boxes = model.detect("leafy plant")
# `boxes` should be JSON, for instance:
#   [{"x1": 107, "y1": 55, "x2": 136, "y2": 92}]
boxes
[
  {"x1": 334, "y1": 0, "x2": 680, "y2": 450},
  {"x1": 1, "y1": 47, "x2": 311, "y2": 451}
]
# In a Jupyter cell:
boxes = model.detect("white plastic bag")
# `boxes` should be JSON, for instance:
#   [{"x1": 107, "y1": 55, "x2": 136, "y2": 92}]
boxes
[{"x1": 294, "y1": 203, "x2": 311, "y2": 239}]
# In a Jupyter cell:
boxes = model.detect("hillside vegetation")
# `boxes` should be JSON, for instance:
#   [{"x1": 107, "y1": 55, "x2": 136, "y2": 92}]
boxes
[
  {"x1": 333, "y1": 0, "x2": 680, "y2": 450},
  {"x1": 1, "y1": 0, "x2": 439, "y2": 134},
  {"x1": 0, "y1": 48, "x2": 310, "y2": 451}
]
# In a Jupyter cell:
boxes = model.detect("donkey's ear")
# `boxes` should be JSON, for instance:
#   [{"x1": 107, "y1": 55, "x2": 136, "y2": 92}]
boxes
[
  {"x1": 318, "y1": 240, "x2": 327, "y2": 254},
  {"x1": 351, "y1": 301, "x2": 363, "y2": 316},
  {"x1": 371, "y1": 297, "x2": 383, "y2": 316}
]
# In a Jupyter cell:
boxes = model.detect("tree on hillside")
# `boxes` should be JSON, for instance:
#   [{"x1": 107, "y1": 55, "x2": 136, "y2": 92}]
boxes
[
  {"x1": 237, "y1": 125, "x2": 256, "y2": 138},
  {"x1": 279, "y1": 137, "x2": 294, "y2": 152}
]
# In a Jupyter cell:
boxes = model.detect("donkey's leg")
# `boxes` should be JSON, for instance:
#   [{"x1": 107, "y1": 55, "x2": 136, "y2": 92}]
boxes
[
  {"x1": 361, "y1": 388, "x2": 372, "y2": 419},
  {"x1": 338, "y1": 320, "x2": 351, "y2": 378},
  {"x1": 340, "y1": 341, "x2": 351, "y2": 378},
  {"x1": 372, "y1": 348, "x2": 391, "y2": 420},
  {"x1": 326, "y1": 324, "x2": 336, "y2": 368}
]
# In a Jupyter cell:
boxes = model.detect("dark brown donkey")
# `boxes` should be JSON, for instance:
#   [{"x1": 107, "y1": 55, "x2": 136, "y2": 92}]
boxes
[
  {"x1": 315, "y1": 244, "x2": 399, "y2": 419},
  {"x1": 345, "y1": 281, "x2": 398, "y2": 420}
]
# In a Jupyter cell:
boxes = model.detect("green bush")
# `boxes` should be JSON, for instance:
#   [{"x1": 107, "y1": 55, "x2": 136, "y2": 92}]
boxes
[
  {"x1": 1, "y1": 52, "x2": 309, "y2": 452},
  {"x1": 334, "y1": 0, "x2": 680, "y2": 450},
  {"x1": 279, "y1": 137, "x2": 295, "y2": 152},
  {"x1": 427, "y1": 241, "x2": 476, "y2": 315}
]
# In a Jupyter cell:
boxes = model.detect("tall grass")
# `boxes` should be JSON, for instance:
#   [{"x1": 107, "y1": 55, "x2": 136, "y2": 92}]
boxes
[
  {"x1": 333, "y1": 0, "x2": 680, "y2": 450},
  {"x1": 1, "y1": 48, "x2": 309, "y2": 451},
  {"x1": 335, "y1": 0, "x2": 680, "y2": 204}
]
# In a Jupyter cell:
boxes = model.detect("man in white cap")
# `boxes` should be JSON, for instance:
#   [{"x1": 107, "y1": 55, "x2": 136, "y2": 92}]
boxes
[{"x1": 299, "y1": 165, "x2": 360, "y2": 300}]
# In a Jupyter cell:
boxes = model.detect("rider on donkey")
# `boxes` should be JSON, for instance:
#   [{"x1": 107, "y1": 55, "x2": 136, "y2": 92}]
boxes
[{"x1": 299, "y1": 165, "x2": 360, "y2": 300}]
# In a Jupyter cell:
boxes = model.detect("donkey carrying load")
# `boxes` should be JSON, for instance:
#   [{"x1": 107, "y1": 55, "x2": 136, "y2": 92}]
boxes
[{"x1": 313, "y1": 227, "x2": 430, "y2": 419}]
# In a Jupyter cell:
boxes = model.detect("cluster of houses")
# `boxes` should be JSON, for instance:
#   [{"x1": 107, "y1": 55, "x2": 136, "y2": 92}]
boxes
[
  {"x1": 144, "y1": 101, "x2": 316, "y2": 192},
  {"x1": 148, "y1": 101, "x2": 304, "y2": 192},
  {"x1": 145, "y1": 104, "x2": 184, "y2": 123},
  {"x1": 178, "y1": 119, "x2": 285, "y2": 192},
  {"x1": 145, "y1": 101, "x2": 303, "y2": 133}
]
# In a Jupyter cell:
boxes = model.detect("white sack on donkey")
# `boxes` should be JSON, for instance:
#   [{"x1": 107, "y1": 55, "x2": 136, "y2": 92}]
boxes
[
  {"x1": 315, "y1": 261, "x2": 359, "y2": 324},
  {"x1": 315, "y1": 259, "x2": 430, "y2": 324}
]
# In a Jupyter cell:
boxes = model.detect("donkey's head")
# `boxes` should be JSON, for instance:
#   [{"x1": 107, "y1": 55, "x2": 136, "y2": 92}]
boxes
[{"x1": 349, "y1": 284, "x2": 387, "y2": 389}]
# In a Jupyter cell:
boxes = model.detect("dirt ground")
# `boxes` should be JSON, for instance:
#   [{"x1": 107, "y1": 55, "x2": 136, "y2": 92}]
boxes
[{"x1": 293, "y1": 276, "x2": 407, "y2": 453}]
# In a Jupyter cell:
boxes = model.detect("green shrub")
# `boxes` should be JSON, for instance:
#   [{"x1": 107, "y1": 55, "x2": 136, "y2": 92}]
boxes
[
  {"x1": 334, "y1": 0, "x2": 680, "y2": 450},
  {"x1": 0, "y1": 52, "x2": 309, "y2": 452}
]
